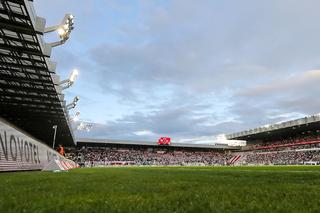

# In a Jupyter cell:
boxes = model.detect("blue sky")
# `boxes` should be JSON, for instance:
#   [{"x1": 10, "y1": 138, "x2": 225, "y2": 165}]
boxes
[{"x1": 35, "y1": 0, "x2": 320, "y2": 141}]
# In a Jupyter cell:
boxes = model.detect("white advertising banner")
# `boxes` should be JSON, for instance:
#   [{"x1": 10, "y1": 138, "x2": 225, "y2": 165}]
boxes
[{"x1": 0, "y1": 118, "x2": 72, "y2": 172}]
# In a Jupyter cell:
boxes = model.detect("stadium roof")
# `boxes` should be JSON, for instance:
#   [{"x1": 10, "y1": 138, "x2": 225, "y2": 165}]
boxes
[
  {"x1": 0, "y1": 0, "x2": 75, "y2": 145},
  {"x1": 226, "y1": 114, "x2": 320, "y2": 141},
  {"x1": 76, "y1": 138, "x2": 241, "y2": 150}
]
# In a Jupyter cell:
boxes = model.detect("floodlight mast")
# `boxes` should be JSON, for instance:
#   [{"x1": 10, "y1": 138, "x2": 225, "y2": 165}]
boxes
[
  {"x1": 44, "y1": 14, "x2": 74, "y2": 47},
  {"x1": 66, "y1": 96, "x2": 80, "y2": 110},
  {"x1": 60, "y1": 69, "x2": 79, "y2": 90}
]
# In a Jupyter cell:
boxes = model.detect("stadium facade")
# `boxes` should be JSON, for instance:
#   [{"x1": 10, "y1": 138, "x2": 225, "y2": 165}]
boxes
[{"x1": 0, "y1": 0, "x2": 77, "y2": 171}]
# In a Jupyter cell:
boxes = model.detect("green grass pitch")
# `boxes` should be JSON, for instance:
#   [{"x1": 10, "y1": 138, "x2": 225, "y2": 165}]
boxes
[{"x1": 1, "y1": 166, "x2": 320, "y2": 212}]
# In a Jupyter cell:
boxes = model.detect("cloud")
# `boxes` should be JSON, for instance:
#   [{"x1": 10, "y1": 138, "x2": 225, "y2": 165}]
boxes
[
  {"x1": 133, "y1": 130, "x2": 154, "y2": 136},
  {"x1": 36, "y1": 0, "x2": 320, "y2": 141},
  {"x1": 240, "y1": 70, "x2": 320, "y2": 97}
]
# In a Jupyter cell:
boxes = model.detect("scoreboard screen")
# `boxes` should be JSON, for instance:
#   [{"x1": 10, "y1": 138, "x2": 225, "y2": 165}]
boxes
[{"x1": 158, "y1": 137, "x2": 171, "y2": 145}]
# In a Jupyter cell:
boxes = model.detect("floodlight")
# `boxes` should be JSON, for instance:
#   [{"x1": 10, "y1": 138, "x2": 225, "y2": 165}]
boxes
[
  {"x1": 69, "y1": 69, "x2": 79, "y2": 82},
  {"x1": 75, "y1": 122, "x2": 93, "y2": 132},
  {"x1": 60, "y1": 69, "x2": 79, "y2": 90},
  {"x1": 44, "y1": 14, "x2": 75, "y2": 47},
  {"x1": 71, "y1": 111, "x2": 80, "y2": 122},
  {"x1": 74, "y1": 96, "x2": 80, "y2": 103},
  {"x1": 66, "y1": 96, "x2": 80, "y2": 110},
  {"x1": 57, "y1": 28, "x2": 66, "y2": 36}
]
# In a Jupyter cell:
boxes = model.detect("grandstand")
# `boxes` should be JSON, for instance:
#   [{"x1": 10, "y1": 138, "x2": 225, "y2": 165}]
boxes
[
  {"x1": 67, "y1": 138, "x2": 243, "y2": 166},
  {"x1": 69, "y1": 115, "x2": 320, "y2": 167},
  {"x1": 0, "y1": 0, "x2": 78, "y2": 171},
  {"x1": 225, "y1": 114, "x2": 320, "y2": 165},
  {"x1": 65, "y1": 115, "x2": 320, "y2": 167},
  {"x1": 226, "y1": 114, "x2": 320, "y2": 143}
]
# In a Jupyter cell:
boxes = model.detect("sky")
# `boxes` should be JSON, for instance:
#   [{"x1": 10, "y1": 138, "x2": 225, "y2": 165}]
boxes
[{"x1": 34, "y1": 0, "x2": 320, "y2": 142}]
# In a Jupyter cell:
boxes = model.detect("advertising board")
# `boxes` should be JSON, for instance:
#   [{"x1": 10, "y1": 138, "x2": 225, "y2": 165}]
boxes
[{"x1": 0, "y1": 118, "x2": 73, "y2": 171}]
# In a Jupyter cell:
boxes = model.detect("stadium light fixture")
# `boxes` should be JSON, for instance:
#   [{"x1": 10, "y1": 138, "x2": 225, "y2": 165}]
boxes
[
  {"x1": 44, "y1": 14, "x2": 75, "y2": 47},
  {"x1": 76, "y1": 122, "x2": 93, "y2": 132},
  {"x1": 71, "y1": 111, "x2": 80, "y2": 122},
  {"x1": 66, "y1": 96, "x2": 80, "y2": 110},
  {"x1": 60, "y1": 69, "x2": 79, "y2": 90}
]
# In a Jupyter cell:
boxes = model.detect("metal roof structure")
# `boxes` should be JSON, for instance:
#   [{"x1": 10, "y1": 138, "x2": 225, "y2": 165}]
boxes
[
  {"x1": 0, "y1": 0, "x2": 75, "y2": 146},
  {"x1": 76, "y1": 138, "x2": 241, "y2": 150},
  {"x1": 226, "y1": 114, "x2": 320, "y2": 141}
]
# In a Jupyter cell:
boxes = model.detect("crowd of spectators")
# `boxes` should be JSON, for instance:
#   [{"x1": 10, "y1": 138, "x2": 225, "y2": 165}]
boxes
[
  {"x1": 255, "y1": 142, "x2": 320, "y2": 153},
  {"x1": 242, "y1": 133, "x2": 320, "y2": 165},
  {"x1": 253, "y1": 131, "x2": 320, "y2": 150},
  {"x1": 65, "y1": 137, "x2": 320, "y2": 166},
  {"x1": 66, "y1": 147, "x2": 231, "y2": 166},
  {"x1": 244, "y1": 150, "x2": 320, "y2": 165}
]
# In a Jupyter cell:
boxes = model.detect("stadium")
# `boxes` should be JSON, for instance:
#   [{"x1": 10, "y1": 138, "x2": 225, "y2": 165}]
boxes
[{"x1": 1, "y1": 0, "x2": 320, "y2": 212}]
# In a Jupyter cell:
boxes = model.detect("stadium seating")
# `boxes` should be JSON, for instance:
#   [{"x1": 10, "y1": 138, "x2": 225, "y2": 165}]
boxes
[
  {"x1": 65, "y1": 140, "x2": 320, "y2": 166},
  {"x1": 66, "y1": 147, "x2": 232, "y2": 166}
]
